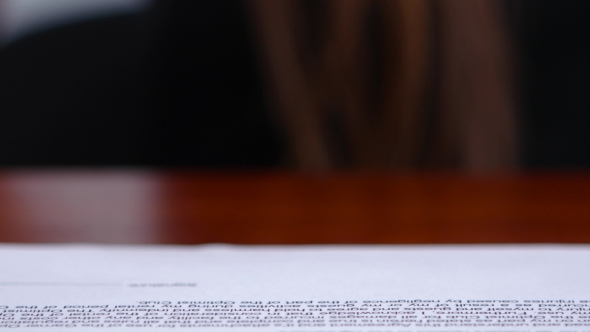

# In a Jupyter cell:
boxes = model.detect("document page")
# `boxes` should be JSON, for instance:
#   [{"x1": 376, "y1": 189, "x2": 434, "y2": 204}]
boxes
[{"x1": 1, "y1": 245, "x2": 589, "y2": 332}]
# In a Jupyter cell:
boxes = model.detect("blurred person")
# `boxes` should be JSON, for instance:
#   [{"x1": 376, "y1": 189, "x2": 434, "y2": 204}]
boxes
[
  {"x1": 249, "y1": 0, "x2": 518, "y2": 171},
  {"x1": 0, "y1": 0, "x2": 519, "y2": 171}
]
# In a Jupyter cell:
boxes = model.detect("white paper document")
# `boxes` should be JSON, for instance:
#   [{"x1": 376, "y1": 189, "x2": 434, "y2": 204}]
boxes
[{"x1": 1, "y1": 244, "x2": 589, "y2": 332}]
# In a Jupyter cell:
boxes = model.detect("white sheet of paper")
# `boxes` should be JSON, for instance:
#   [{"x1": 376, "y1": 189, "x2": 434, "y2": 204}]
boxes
[{"x1": 1, "y1": 244, "x2": 589, "y2": 331}]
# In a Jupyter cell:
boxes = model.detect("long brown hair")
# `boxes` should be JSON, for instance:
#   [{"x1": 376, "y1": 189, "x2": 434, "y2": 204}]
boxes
[{"x1": 249, "y1": 0, "x2": 517, "y2": 171}]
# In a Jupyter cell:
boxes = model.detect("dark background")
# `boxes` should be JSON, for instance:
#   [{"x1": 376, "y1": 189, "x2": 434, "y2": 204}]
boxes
[{"x1": 0, "y1": 0, "x2": 588, "y2": 169}]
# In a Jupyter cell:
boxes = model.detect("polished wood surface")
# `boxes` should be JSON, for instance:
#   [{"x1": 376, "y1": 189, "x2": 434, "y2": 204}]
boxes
[{"x1": 0, "y1": 171, "x2": 589, "y2": 244}]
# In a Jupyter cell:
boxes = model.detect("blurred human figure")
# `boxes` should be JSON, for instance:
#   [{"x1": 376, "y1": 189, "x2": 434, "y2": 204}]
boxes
[
  {"x1": 250, "y1": 0, "x2": 518, "y2": 171},
  {"x1": 0, "y1": 0, "x2": 521, "y2": 171}
]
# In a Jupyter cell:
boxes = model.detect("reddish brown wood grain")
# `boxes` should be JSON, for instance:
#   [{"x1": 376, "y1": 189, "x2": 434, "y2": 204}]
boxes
[{"x1": 0, "y1": 171, "x2": 589, "y2": 244}]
